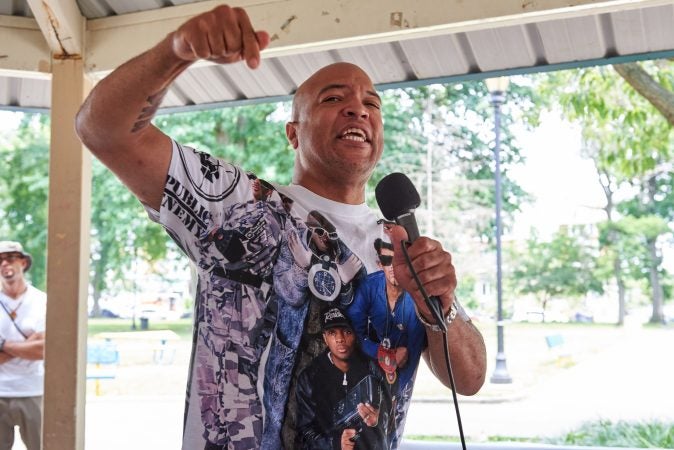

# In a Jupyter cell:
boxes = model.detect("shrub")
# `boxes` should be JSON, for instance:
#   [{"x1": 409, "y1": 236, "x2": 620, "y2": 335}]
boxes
[{"x1": 547, "y1": 420, "x2": 673, "y2": 448}]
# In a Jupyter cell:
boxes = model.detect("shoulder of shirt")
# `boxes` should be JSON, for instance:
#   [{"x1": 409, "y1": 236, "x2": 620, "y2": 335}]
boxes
[
  {"x1": 173, "y1": 140, "x2": 243, "y2": 175},
  {"x1": 27, "y1": 285, "x2": 47, "y2": 301},
  {"x1": 364, "y1": 270, "x2": 384, "y2": 281},
  {"x1": 303, "y1": 351, "x2": 331, "y2": 376}
]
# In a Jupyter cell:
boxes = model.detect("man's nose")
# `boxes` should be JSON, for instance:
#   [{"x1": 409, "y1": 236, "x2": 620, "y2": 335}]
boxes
[{"x1": 343, "y1": 98, "x2": 369, "y2": 119}]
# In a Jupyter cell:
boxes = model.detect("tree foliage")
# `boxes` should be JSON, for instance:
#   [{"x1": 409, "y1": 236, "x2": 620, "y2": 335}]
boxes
[
  {"x1": 510, "y1": 227, "x2": 604, "y2": 320},
  {"x1": 546, "y1": 62, "x2": 673, "y2": 178},
  {"x1": 599, "y1": 215, "x2": 669, "y2": 279},
  {"x1": 155, "y1": 102, "x2": 295, "y2": 184},
  {"x1": 540, "y1": 60, "x2": 674, "y2": 323},
  {"x1": 0, "y1": 113, "x2": 175, "y2": 313},
  {"x1": 375, "y1": 81, "x2": 539, "y2": 246},
  {"x1": 0, "y1": 114, "x2": 50, "y2": 289},
  {"x1": 88, "y1": 160, "x2": 173, "y2": 315},
  {"x1": 1, "y1": 77, "x2": 539, "y2": 312}
]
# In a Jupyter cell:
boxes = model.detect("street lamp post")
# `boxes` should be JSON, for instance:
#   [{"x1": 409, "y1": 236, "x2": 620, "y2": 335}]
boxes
[{"x1": 486, "y1": 76, "x2": 512, "y2": 384}]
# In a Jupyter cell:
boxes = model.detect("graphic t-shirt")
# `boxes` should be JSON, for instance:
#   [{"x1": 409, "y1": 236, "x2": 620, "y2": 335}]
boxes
[{"x1": 147, "y1": 141, "x2": 387, "y2": 449}]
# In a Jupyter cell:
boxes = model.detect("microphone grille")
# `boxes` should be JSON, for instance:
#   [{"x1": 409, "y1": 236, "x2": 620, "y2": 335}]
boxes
[{"x1": 375, "y1": 172, "x2": 421, "y2": 220}]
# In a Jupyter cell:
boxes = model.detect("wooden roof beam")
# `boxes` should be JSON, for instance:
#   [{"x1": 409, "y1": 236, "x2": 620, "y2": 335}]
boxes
[
  {"x1": 0, "y1": 15, "x2": 51, "y2": 79},
  {"x1": 83, "y1": 0, "x2": 672, "y2": 75},
  {"x1": 26, "y1": 0, "x2": 84, "y2": 58}
]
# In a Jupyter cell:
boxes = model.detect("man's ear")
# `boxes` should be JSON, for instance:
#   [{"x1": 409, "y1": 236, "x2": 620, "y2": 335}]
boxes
[{"x1": 286, "y1": 121, "x2": 299, "y2": 149}]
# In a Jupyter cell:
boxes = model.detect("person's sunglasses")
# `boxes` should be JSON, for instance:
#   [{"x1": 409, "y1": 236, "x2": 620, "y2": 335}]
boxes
[
  {"x1": 0, "y1": 253, "x2": 23, "y2": 264},
  {"x1": 312, "y1": 227, "x2": 338, "y2": 240},
  {"x1": 378, "y1": 255, "x2": 393, "y2": 266}
]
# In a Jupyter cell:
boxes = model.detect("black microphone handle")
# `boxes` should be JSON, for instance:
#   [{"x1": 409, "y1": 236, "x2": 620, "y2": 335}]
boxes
[
  {"x1": 395, "y1": 212, "x2": 419, "y2": 242},
  {"x1": 395, "y1": 212, "x2": 448, "y2": 333}
]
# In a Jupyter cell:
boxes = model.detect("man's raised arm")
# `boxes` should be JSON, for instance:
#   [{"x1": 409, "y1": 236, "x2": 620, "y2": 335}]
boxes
[{"x1": 75, "y1": 5, "x2": 270, "y2": 210}]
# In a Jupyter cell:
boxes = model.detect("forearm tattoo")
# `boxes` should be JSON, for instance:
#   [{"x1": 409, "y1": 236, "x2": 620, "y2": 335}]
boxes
[{"x1": 131, "y1": 88, "x2": 167, "y2": 133}]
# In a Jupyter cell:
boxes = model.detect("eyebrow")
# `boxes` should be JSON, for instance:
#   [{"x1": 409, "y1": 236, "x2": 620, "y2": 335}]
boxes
[{"x1": 318, "y1": 84, "x2": 381, "y2": 102}]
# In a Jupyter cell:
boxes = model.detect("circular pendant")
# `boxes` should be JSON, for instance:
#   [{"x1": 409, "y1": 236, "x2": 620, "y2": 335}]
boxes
[
  {"x1": 308, "y1": 263, "x2": 340, "y2": 302},
  {"x1": 381, "y1": 338, "x2": 391, "y2": 349}
]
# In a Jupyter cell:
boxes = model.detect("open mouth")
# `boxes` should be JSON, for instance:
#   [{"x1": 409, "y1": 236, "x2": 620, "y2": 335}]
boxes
[{"x1": 340, "y1": 127, "x2": 369, "y2": 143}]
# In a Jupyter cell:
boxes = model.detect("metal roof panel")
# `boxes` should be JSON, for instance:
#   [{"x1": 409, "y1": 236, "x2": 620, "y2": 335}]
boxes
[
  {"x1": 274, "y1": 52, "x2": 341, "y2": 88},
  {"x1": 2, "y1": 0, "x2": 674, "y2": 112},
  {"x1": 335, "y1": 44, "x2": 410, "y2": 84},
  {"x1": 537, "y1": 15, "x2": 607, "y2": 64},
  {"x1": 612, "y1": 5, "x2": 674, "y2": 54},
  {"x1": 19, "y1": 77, "x2": 51, "y2": 107},
  {"x1": 399, "y1": 34, "x2": 472, "y2": 79},
  {"x1": 468, "y1": 26, "x2": 538, "y2": 72}
]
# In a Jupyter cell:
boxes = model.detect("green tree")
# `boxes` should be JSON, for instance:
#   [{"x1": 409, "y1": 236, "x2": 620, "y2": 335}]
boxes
[
  {"x1": 614, "y1": 61, "x2": 674, "y2": 127},
  {"x1": 542, "y1": 61, "x2": 674, "y2": 324},
  {"x1": 0, "y1": 114, "x2": 50, "y2": 290},
  {"x1": 511, "y1": 227, "x2": 604, "y2": 321},
  {"x1": 156, "y1": 82, "x2": 539, "y2": 253},
  {"x1": 88, "y1": 161, "x2": 173, "y2": 316},
  {"x1": 1, "y1": 79, "x2": 540, "y2": 312},
  {"x1": 0, "y1": 113, "x2": 176, "y2": 315},
  {"x1": 155, "y1": 102, "x2": 294, "y2": 183},
  {"x1": 375, "y1": 81, "x2": 538, "y2": 248}
]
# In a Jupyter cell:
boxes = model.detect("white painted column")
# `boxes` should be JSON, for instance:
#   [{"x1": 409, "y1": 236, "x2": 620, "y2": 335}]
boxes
[{"x1": 43, "y1": 58, "x2": 92, "y2": 450}]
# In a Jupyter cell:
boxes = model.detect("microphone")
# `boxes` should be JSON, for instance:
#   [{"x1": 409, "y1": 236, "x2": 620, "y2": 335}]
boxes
[{"x1": 375, "y1": 172, "x2": 447, "y2": 332}]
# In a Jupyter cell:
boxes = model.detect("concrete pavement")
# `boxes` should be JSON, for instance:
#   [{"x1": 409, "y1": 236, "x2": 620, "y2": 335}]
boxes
[{"x1": 404, "y1": 324, "x2": 674, "y2": 440}]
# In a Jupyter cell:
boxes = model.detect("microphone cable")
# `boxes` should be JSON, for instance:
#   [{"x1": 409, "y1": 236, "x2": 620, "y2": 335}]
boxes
[{"x1": 400, "y1": 240, "x2": 467, "y2": 450}]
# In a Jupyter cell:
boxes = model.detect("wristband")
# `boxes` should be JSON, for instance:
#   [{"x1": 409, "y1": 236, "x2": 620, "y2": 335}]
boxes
[{"x1": 417, "y1": 298, "x2": 465, "y2": 332}]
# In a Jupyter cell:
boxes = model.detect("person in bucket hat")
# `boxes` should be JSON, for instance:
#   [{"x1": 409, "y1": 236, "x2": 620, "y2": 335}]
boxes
[
  {"x1": 0, "y1": 241, "x2": 32, "y2": 272},
  {"x1": 0, "y1": 240, "x2": 46, "y2": 450}
]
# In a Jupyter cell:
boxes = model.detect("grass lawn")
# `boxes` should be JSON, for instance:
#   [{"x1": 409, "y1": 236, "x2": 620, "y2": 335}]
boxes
[{"x1": 88, "y1": 317, "x2": 194, "y2": 340}]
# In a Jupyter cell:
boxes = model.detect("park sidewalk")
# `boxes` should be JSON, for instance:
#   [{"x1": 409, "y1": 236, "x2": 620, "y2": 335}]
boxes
[{"x1": 12, "y1": 323, "x2": 674, "y2": 449}]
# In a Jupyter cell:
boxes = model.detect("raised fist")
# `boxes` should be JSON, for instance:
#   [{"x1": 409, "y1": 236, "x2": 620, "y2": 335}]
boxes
[{"x1": 171, "y1": 5, "x2": 270, "y2": 68}]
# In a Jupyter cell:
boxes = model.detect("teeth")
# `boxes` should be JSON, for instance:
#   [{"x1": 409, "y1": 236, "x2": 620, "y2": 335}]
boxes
[
  {"x1": 343, "y1": 135, "x2": 365, "y2": 142},
  {"x1": 341, "y1": 128, "x2": 367, "y2": 142}
]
